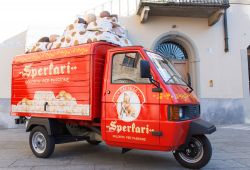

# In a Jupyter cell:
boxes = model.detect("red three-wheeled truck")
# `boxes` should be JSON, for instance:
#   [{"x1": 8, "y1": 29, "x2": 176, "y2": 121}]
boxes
[{"x1": 11, "y1": 42, "x2": 216, "y2": 169}]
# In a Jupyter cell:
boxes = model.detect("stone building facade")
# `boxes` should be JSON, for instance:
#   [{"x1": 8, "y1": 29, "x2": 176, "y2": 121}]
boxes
[{"x1": 1, "y1": 0, "x2": 250, "y2": 127}]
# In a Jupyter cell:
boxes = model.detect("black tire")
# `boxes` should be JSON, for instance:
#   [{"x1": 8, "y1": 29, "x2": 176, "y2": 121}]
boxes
[
  {"x1": 173, "y1": 135, "x2": 212, "y2": 169},
  {"x1": 86, "y1": 139, "x2": 101, "y2": 145},
  {"x1": 29, "y1": 126, "x2": 55, "y2": 158}
]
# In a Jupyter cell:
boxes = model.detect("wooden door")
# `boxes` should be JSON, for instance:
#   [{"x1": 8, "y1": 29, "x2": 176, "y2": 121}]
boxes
[
  {"x1": 155, "y1": 41, "x2": 190, "y2": 85},
  {"x1": 170, "y1": 59, "x2": 189, "y2": 84}
]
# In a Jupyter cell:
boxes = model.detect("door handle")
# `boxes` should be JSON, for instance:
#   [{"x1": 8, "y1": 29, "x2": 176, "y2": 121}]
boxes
[
  {"x1": 152, "y1": 131, "x2": 163, "y2": 136},
  {"x1": 106, "y1": 90, "x2": 111, "y2": 94}
]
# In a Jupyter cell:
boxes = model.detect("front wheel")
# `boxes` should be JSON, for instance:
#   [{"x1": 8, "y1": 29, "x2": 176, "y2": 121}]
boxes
[
  {"x1": 29, "y1": 126, "x2": 55, "y2": 158},
  {"x1": 173, "y1": 135, "x2": 212, "y2": 169}
]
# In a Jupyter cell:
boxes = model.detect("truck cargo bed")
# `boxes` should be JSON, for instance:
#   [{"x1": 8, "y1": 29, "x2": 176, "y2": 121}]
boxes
[{"x1": 11, "y1": 42, "x2": 116, "y2": 120}]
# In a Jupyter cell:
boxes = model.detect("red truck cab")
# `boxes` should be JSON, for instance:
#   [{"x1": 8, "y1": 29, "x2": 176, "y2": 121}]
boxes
[{"x1": 11, "y1": 42, "x2": 215, "y2": 169}]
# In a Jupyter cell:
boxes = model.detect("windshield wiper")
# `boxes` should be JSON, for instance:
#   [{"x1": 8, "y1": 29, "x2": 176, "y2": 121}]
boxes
[{"x1": 167, "y1": 74, "x2": 193, "y2": 93}]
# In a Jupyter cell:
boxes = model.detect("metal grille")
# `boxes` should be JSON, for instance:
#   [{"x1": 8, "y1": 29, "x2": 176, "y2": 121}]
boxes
[{"x1": 184, "y1": 105, "x2": 200, "y2": 119}]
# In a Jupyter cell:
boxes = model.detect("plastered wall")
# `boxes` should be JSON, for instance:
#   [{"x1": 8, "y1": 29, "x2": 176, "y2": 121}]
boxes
[{"x1": 119, "y1": 3, "x2": 250, "y2": 99}]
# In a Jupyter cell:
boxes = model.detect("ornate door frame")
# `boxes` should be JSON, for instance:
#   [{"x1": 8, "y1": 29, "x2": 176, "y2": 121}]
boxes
[{"x1": 151, "y1": 31, "x2": 201, "y2": 97}]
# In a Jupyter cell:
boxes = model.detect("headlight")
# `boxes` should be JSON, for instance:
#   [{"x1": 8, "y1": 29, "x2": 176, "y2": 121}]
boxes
[
  {"x1": 168, "y1": 106, "x2": 184, "y2": 121},
  {"x1": 168, "y1": 105, "x2": 200, "y2": 121},
  {"x1": 168, "y1": 106, "x2": 186, "y2": 121},
  {"x1": 179, "y1": 107, "x2": 184, "y2": 119}
]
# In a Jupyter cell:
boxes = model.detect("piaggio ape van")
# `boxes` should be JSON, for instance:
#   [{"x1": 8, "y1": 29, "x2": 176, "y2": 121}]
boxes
[{"x1": 11, "y1": 42, "x2": 216, "y2": 169}]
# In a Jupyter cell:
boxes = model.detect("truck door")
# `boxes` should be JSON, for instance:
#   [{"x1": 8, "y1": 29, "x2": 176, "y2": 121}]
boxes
[{"x1": 104, "y1": 51, "x2": 160, "y2": 146}]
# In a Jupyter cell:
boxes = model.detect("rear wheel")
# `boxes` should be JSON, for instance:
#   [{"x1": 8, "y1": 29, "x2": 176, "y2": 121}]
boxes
[
  {"x1": 29, "y1": 126, "x2": 55, "y2": 158},
  {"x1": 173, "y1": 135, "x2": 212, "y2": 169}
]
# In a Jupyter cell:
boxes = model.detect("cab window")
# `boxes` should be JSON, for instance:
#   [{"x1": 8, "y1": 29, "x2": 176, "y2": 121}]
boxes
[{"x1": 112, "y1": 52, "x2": 150, "y2": 84}]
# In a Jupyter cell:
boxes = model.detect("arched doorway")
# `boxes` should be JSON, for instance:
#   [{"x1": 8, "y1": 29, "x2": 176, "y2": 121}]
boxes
[
  {"x1": 152, "y1": 32, "x2": 200, "y2": 96},
  {"x1": 155, "y1": 41, "x2": 190, "y2": 86}
]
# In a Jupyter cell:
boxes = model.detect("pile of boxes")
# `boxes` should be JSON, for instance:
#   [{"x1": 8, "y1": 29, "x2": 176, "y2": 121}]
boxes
[{"x1": 27, "y1": 11, "x2": 132, "y2": 53}]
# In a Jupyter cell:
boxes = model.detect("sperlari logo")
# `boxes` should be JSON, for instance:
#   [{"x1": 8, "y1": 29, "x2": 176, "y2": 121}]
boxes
[
  {"x1": 19, "y1": 62, "x2": 77, "y2": 79},
  {"x1": 106, "y1": 120, "x2": 154, "y2": 134},
  {"x1": 112, "y1": 85, "x2": 145, "y2": 122}
]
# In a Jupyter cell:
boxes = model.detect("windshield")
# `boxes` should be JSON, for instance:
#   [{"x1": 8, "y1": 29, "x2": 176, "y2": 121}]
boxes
[{"x1": 146, "y1": 51, "x2": 186, "y2": 86}]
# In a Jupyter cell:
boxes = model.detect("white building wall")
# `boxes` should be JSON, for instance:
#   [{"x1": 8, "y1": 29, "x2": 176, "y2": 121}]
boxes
[
  {"x1": 1, "y1": 2, "x2": 250, "y2": 126},
  {"x1": 0, "y1": 31, "x2": 26, "y2": 98},
  {"x1": 120, "y1": 3, "x2": 250, "y2": 99},
  {"x1": 0, "y1": 31, "x2": 26, "y2": 128}
]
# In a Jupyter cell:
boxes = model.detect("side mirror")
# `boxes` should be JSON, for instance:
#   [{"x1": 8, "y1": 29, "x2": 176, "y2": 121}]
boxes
[{"x1": 140, "y1": 60, "x2": 151, "y2": 78}]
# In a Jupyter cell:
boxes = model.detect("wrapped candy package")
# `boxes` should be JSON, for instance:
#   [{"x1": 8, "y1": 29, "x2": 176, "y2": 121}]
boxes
[
  {"x1": 27, "y1": 12, "x2": 132, "y2": 53},
  {"x1": 12, "y1": 91, "x2": 90, "y2": 116}
]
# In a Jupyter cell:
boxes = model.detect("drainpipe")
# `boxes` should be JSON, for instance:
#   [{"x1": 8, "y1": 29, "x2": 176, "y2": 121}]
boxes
[{"x1": 224, "y1": 9, "x2": 229, "y2": 52}]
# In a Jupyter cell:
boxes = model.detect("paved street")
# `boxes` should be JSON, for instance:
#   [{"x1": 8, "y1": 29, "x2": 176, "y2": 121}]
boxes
[{"x1": 0, "y1": 125, "x2": 250, "y2": 170}]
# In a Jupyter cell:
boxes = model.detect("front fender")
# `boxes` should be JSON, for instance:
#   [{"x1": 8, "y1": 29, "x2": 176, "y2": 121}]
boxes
[
  {"x1": 189, "y1": 119, "x2": 216, "y2": 135},
  {"x1": 178, "y1": 119, "x2": 216, "y2": 150}
]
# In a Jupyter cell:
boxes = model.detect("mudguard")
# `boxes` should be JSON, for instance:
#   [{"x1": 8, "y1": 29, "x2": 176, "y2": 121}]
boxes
[
  {"x1": 179, "y1": 119, "x2": 216, "y2": 150},
  {"x1": 26, "y1": 117, "x2": 54, "y2": 135},
  {"x1": 189, "y1": 119, "x2": 216, "y2": 135}
]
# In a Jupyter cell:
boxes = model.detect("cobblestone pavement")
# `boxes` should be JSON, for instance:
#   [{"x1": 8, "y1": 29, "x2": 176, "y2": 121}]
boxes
[{"x1": 0, "y1": 124, "x2": 250, "y2": 170}]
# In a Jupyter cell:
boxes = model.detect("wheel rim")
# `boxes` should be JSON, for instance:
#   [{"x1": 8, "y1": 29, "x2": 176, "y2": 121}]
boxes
[
  {"x1": 178, "y1": 137, "x2": 204, "y2": 164},
  {"x1": 32, "y1": 132, "x2": 46, "y2": 154}
]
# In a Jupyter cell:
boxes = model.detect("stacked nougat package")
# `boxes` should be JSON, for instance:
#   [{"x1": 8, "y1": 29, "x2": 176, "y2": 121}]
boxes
[
  {"x1": 12, "y1": 91, "x2": 90, "y2": 116},
  {"x1": 27, "y1": 11, "x2": 132, "y2": 53}
]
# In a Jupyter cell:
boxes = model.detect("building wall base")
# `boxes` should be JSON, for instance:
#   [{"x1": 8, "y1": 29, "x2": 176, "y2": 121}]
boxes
[{"x1": 200, "y1": 98, "x2": 249, "y2": 124}]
